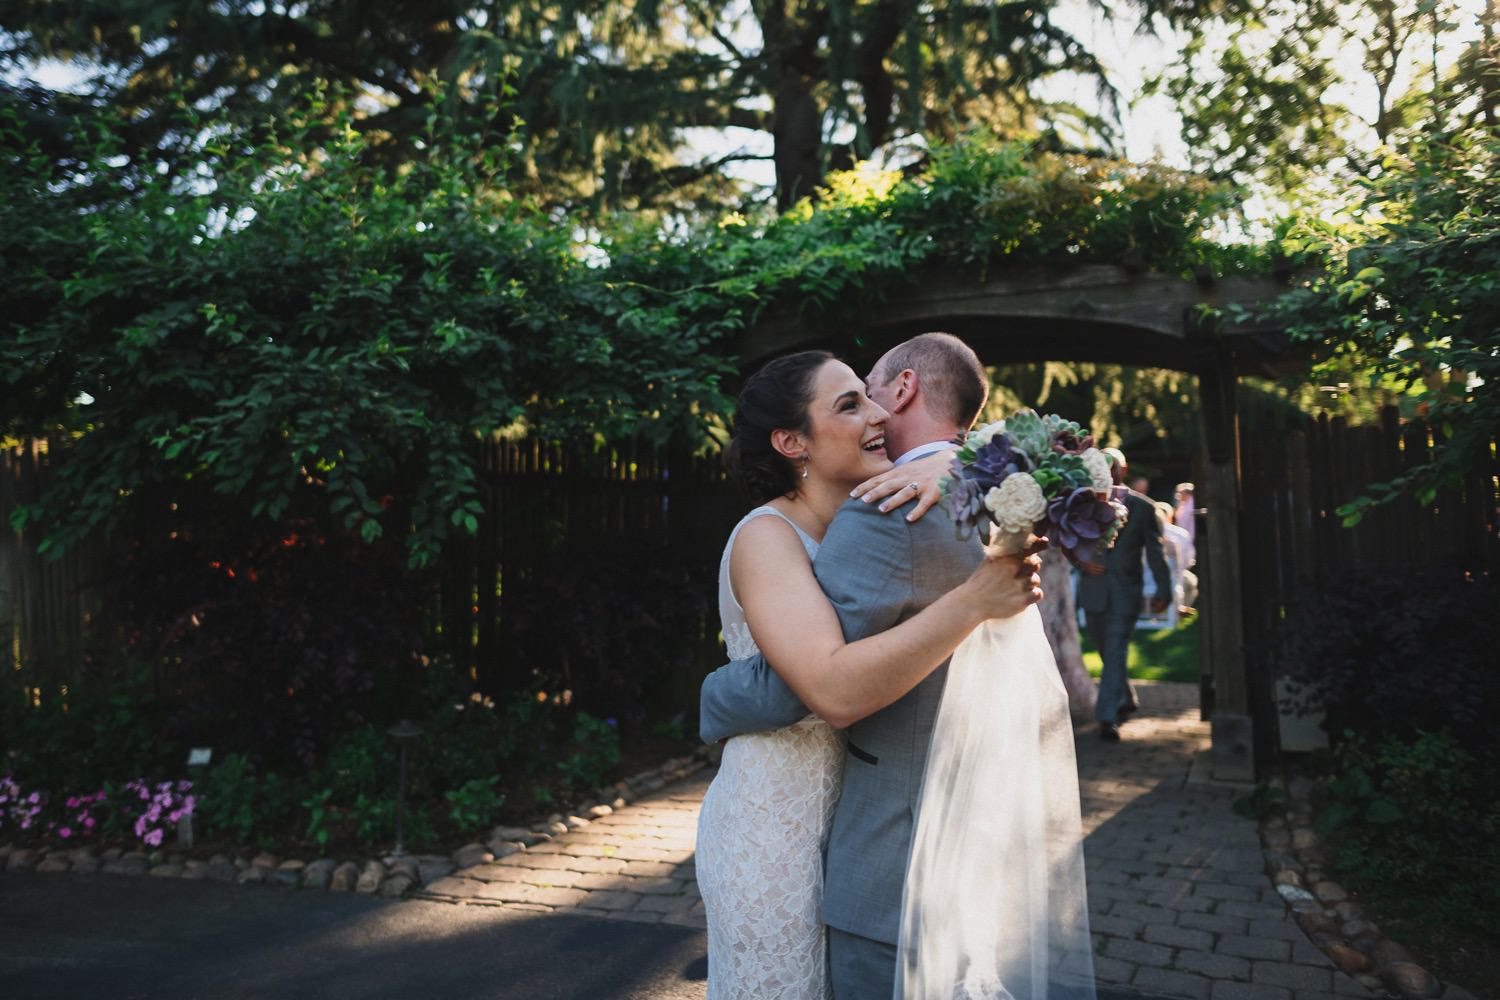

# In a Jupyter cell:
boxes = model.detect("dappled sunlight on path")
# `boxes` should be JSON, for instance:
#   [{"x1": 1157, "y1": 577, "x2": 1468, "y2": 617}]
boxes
[{"x1": 420, "y1": 681, "x2": 1373, "y2": 999}]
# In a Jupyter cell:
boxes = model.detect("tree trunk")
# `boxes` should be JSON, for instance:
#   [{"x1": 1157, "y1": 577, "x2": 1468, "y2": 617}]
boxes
[
  {"x1": 1483, "y1": 0, "x2": 1498, "y2": 128},
  {"x1": 1039, "y1": 548, "x2": 1097, "y2": 719},
  {"x1": 772, "y1": 70, "x2": 823, "y2": 210}
]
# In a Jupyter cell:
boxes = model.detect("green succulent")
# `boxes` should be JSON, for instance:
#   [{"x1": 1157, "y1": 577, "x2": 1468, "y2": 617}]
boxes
[{"x1": 1004, "y1": 410, "x2": 1051, "y2": 459}]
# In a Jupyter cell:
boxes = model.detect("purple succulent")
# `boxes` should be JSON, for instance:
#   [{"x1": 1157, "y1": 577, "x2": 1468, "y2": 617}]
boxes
[
  {"x1": 1045, "y1": 486, "x2": 1121, "y2": 566},
  {"x1": 966, "y1": 435, "x2": 1034, "y2": 486},
  {"x1": 1051, "y1": 429, "x2": 1095, "y2": 456},
  {"x1": 944, "y1": 472, "x2": 987, "y2": 535}
]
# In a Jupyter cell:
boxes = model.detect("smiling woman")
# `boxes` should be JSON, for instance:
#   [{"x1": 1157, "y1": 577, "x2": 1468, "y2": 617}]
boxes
[
  {"x1": 773, "y1": 359, "x2": 895, "y2": 490},
  {"x1": 696, "y1": 336, "x2": 1062, "y2": 999}
]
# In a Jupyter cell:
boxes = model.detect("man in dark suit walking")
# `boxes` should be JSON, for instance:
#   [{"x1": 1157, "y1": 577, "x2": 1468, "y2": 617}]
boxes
[{"x1": 1077, "y1": 447, "x2": 1171, "y2": 742}]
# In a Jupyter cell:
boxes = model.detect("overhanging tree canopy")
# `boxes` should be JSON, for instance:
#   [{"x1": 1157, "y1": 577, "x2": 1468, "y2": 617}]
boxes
[
  {"x1": 3, "y1": 109, "x2": 1267, "y2": 564},
  {"x1": 2, "y1": 0, "x2": 1250, "y2": 212}
]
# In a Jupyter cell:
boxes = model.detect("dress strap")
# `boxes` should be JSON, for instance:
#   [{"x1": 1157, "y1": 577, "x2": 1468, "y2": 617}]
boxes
[
  {"x1": 718, "y1": 505, "x2": 821, "y2": 632},
  {"x1": 742, "y1": 505, "x2": 819, "y2": 561}
]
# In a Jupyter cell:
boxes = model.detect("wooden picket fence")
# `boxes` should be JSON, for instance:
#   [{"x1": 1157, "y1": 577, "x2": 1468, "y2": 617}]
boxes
[
  {"x1": 1234, "y1": 407, "x2": 1499, "y2": 751},
  {"x1": 7, "y1": 406, "x2": 1495, "y2": 723},
  {"x1": 1239, "y1": 407, "x2": 1498, "y2": 619},
  {"x1": 440, "y1": 438, "x2": 743, "y2": 708},
  {"x1": 2, "y1": 436, "x2": 745, "y2": 717},
  {"x1": 1, "y1": 440, "x2": 112, "y2": 698}
]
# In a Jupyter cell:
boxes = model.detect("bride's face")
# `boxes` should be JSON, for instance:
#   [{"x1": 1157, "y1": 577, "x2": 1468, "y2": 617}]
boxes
[{"x1": 799, "y1": 360, "x2": 892, "y2": 486}]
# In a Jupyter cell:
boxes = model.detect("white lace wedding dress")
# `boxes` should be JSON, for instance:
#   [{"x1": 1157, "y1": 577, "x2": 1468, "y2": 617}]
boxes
[{"x1": 696, "y1": 506, "x2": 844, "y2": 1000}]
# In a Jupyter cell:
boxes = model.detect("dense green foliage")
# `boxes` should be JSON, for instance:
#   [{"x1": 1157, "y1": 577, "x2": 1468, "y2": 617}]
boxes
[
  {"x1": 0, "y1": 664, "x2": 169, "y2": 801},
  {"x1": 605, "y1": 132, "x2": 1253, "y2": 339},
  {"x1": 1277, "y1": 566, "x2": 1500, "y2": 977},
  {"x1": 0, "y1": 654, "x2": 629, "y2": 853},
  {"x1": 1316, "y1": 730, "x2": 1500, "y2": 933},
  {"x1": 1, "y1": 94, "x2": 732, "y2": 566},
  {"x1": 1277, "y1": 568, "x2": 1500, "y2": 748},
  {"x1": 1252, "y1": 128, "x2": 1500, "y2": 521},
  {"x1": 3, "y1": 106, "x2": 1251, "y2": 568}
]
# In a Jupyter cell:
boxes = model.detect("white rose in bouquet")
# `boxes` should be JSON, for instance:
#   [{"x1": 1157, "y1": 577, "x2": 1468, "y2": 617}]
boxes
[
  {"x1": 965, "y1": 420, "x2": 1007, "y2": 449},
  {"x1": 983, "y1": 473, "x2": 1048, "y2": 536},
  {"x1": 1081, "y1": 448, "x2": 1113, "y2": 493}
]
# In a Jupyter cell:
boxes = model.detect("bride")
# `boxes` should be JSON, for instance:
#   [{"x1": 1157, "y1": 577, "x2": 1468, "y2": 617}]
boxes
[{"x1": 694, "y1": 350, "x2": 1044, "y2": 999}]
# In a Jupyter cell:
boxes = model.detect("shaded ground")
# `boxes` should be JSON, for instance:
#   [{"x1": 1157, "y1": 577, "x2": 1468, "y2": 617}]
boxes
[
  {"x1": 0, "y1": 873, "x2": 709, "y2": 1000},
  {"x1": 0, "y1": 871, "x2": 1177, "y2": 1000}
]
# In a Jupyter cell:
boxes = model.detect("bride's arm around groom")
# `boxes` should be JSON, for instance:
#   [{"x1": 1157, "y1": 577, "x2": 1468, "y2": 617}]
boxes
[{"x1": 702, "y1": 332, "x2": 1048, "y2": 999}]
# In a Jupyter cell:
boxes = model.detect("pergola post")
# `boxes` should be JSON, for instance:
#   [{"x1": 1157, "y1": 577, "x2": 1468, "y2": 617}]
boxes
[{"x1": 1196, "y1": 348, "x2": 1256, "y2": 782}]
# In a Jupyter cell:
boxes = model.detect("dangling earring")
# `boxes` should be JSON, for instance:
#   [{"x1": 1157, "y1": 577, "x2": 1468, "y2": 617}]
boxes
[{"x1": 801, "y1": 454, "x2": 810, "y2": 479}]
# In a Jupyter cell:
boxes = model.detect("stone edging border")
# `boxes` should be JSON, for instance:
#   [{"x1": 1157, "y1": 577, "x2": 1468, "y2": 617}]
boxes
[
  {"x1": 1259, "y1": 776, "x2": 1481, "y2": 1000},
  {"x1": 0, "y1": 744, "x2": 722, "y2": 899}
]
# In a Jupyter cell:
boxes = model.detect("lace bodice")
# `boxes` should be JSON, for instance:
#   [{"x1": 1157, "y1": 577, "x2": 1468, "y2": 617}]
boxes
[{"x1": 698, "y1": 504, "x2": 842, "y2": 1000}]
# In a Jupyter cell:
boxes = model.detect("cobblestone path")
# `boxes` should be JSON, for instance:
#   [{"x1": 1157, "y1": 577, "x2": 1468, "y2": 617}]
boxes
[
  {"x1": 421, "y1": 682, "x2": 1375, "y2": 999},
  {"x1": 420, "y1": 779, "x2": 711, "y2": 929}
]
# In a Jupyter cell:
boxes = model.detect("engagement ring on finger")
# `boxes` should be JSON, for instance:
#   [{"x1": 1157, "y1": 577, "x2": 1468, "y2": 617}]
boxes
[{"x1": 908, "y1": 482, "x2": 920, "y2": 491}]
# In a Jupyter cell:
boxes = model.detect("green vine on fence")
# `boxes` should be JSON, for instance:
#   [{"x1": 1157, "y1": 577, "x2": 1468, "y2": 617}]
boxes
[
  {"x1": 1226, "y1": 128, "x2": 1500, "y2": 523},
  {"x1": 2, "y1": 87, "x2": 1257, "y2": 567}
]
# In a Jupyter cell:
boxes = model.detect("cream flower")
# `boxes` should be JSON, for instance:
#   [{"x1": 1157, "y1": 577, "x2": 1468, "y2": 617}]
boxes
[
  {"x1": 983, "y1": 473, "x2": 1047, "y2": 535},
  {"x1": 966, "y1": 420, "x2": 1007, "y2": 449},
  {"x1": 1081, "y1": 447, "x2": 1113, "y2": 493}
]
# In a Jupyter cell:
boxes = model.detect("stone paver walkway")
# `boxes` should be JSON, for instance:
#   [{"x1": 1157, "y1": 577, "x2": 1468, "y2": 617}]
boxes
[
  {"x1": 1071, "y1": 683, "x2": 1370, "y2": 1000},
  {"x1": 421, "y1": 779, "x2": 710, "y2": 928},
  {"x1": 420, "y1": 681, "x2": 1373, "y2": 1000}
]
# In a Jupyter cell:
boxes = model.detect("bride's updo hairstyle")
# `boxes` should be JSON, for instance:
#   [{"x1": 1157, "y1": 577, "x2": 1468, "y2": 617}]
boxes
[{"x1": 725, "y1": 350, "x2": 835, "y2": 503}]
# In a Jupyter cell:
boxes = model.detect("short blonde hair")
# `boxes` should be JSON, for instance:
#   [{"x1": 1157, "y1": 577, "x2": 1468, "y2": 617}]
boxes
[{"x1": 872, "y1": 333, "x2": 988, "y2": 428}]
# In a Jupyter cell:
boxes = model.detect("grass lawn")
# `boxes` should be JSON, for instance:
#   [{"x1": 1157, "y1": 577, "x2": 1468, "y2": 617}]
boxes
[{"x1": 1080, "y1": 614, "x2": 1200, "y2": 684}]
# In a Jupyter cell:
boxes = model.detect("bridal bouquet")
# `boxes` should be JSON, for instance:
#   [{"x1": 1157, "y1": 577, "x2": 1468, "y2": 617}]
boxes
[{"x1": 942, "y1": 409, "x2": 1128, "y2": 567}]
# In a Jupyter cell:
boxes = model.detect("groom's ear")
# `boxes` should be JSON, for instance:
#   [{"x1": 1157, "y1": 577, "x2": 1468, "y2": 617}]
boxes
[
  {"x1": 769, "y1": 428, "x2": 806, "y2": 461},
  {"x1": 889, "y1": 369, "x2": 918, "y2": 413}
]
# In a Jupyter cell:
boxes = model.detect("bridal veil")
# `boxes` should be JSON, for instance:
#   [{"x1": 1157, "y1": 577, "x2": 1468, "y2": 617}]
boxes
[{"x1": 896, "y1": 602, "x2": 1097, "y2": 1000}]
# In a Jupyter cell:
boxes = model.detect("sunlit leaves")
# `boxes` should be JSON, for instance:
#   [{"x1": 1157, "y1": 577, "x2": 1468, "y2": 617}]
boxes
[{"x1": 1258, "y1": 127, "x2": 1500, "y2": 515}]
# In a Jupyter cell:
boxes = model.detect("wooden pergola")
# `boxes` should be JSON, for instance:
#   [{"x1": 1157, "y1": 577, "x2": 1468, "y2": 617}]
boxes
[{"x1": 735, "y1": 262, "x2": 1296, "y2": 782}]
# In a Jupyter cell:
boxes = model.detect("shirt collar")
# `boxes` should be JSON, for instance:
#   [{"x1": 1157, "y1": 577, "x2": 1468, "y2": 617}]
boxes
[{"x1": 893, "y1": 440, "x2": 954, "y2": 466}]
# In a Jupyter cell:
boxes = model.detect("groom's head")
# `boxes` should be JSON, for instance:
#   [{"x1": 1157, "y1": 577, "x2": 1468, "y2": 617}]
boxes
[{"x1": 866, "y1": 332, "x2": 987, "y2": 456}]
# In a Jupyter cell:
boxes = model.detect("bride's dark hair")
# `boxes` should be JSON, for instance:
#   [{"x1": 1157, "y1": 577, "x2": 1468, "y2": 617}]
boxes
[{"x1": 725, "y1": 350, "x2": 835, "y2": 502}]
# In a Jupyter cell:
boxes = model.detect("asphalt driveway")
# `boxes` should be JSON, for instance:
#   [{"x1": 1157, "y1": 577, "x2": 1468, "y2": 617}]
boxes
[{"x1": 1, "y1": 872, "x2": 708, "y2": 1000}]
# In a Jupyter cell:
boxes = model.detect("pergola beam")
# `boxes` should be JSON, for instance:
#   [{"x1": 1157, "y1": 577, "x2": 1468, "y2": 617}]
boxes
[
  {"x1": 732, "y1": 262, "x2": 1293, "y2": 782},
  {"x1": 735, "y1": 264, "x2": 1292, "y2": 374}
]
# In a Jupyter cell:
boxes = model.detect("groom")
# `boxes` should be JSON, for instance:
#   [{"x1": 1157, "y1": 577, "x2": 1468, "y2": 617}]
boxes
[{"x1": 699, "y1": 332, "x2": 1042, "y2": 998}]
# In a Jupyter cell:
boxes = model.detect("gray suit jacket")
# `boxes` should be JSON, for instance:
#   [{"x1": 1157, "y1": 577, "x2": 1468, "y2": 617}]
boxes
[
  {"x1": 699, "y1": 496, "x2": 982, "y2": 945},
  {"x1": 1076, "y1": 488, "x2": 1171, "y2": 616}
]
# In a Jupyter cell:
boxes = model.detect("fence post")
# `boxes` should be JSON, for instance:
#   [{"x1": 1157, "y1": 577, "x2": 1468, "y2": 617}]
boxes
[{"x1": 1196, "y1": 353, "x2": 1256, "y2": 782}]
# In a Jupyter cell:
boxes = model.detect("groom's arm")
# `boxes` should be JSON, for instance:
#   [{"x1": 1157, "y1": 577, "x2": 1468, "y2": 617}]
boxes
[{"x1": 699, "y1": 654, "x2": 810, "y2": 744}]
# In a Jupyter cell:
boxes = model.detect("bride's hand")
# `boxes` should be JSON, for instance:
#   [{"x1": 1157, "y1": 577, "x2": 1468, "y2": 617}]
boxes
[
  {"x1": 850, "y1": 450, "x2": 955, "y2": 522},
  {"x1": 962, "y1": 548, "x2": 1044, "y2": 621}
]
